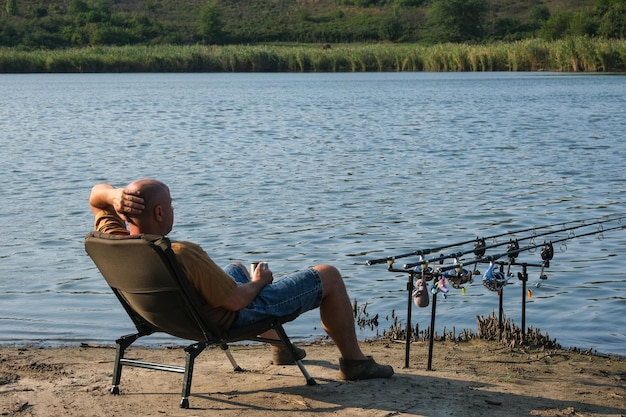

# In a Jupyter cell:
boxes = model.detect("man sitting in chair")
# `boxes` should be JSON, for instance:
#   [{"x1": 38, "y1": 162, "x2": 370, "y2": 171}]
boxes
[{"x1": 89, "y1": 179, "x2": 393, "y2": 381}]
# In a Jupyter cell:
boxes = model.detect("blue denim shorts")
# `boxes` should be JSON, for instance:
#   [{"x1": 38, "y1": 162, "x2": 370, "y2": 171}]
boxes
[{"x1": 224, "y1": 263, "x2": 323, "y2": 329}]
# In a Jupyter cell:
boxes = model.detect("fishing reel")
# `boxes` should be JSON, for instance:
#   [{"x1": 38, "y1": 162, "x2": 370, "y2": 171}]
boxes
[
  {"x1": 441, "y1": 266, "x2": 472, "y2": 289},
  {"x1": 410, "y1": 256, "x2": 435, "y2": 280},
  {"x1": 413, "y1": 264, "x2": 435, "y2": 281},
  {"x1": 482, "y1": 262, "x2": 509, "y2": 292}
]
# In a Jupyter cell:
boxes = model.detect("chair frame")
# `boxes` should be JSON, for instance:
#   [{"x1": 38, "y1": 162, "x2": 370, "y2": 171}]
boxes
[{"x1": 85, "y1": 231, "x2": 315, "y2": 409}]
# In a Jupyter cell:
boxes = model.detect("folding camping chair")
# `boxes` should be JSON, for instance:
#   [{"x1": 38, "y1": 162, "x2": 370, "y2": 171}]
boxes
[{"x1": 84, "y1": 231, "x2": 315, "y2": 409}]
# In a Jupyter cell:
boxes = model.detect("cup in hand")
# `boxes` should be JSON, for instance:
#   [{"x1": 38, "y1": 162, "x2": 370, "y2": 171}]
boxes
[{"x1": 250, "y1": 262, "x2": 268, "y2": 275}]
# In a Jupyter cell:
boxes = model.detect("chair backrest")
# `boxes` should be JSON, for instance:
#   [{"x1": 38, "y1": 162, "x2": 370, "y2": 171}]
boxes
[{"x1": 84, "y1": 231, "x2": 221, "y2": 342}]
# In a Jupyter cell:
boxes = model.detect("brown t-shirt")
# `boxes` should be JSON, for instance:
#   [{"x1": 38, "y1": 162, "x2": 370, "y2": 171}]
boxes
[{"x1": 94, "y1": 210, "x2": 237, "y2": 329}]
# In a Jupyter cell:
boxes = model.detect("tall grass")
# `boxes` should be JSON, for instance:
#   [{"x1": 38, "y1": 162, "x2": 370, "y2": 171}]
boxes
[{"x1": 1, "y1": 38, "x2": 625, "y2": 73}]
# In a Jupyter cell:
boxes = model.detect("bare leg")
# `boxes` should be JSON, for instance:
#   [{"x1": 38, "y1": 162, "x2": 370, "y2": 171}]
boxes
[
  {"x1": 314, "y1": 264, "x2": 368, "y2": 361},
  {"x1": 314, "y1": 265, "x2": 393, "y2": 379}
]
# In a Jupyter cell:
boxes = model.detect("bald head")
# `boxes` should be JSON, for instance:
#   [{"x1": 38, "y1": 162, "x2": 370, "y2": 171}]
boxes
[
  {"x1": 127, "y1": 179, "x2": 170, "y2": 212},
  {"x1": 126, "y1": 179, "x2": 174, "y2": 235}
]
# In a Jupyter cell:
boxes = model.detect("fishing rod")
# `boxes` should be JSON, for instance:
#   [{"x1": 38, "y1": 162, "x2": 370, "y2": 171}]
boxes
[
  {"x1": 367, "y1": 216, "x2": 625, "y2": 371},
  {"x1": 365, "y1": 240, "x2": 481, "y2": 266},
  {"x1": 365, "y1": 213, "x2": 626, "y2": 266},
  {"x1": 402, "y1": 214, "x2": 626, "y2": 269},
  {"x1": 438, "y1": 222, "x2": 626, "y2": 273}
]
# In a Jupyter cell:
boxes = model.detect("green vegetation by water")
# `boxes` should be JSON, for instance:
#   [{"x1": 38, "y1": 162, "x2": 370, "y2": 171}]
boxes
[
  {"x1": 2, "y1": 0, "x2": 625, "y2": 48},
  {"x1": 1, "y1": 37, "x2": 625, "y2": 73},
  {"x1": 1, "y1": 0, "x2": 625, "y2": 72}
]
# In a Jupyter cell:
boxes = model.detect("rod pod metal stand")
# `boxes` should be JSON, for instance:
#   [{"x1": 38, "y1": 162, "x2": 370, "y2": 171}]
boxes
[
  {"x1": 494, "y1": 261, "x2": 544, "y2": 344},
  {"x1": 394, "y1": 265, "x2": 439, "y2": 371},
  {"x1": 515, "y1": 262, "x2": 544, "y2": 343},
  {"x1": 388, "y1": 264, "x2": 448, "y2": 371},
  {"x1": 427, "y1": 291, "x2": 437, "y2": 371},
  {"x1": 404, "y1": 270, "x2": 415, "y2": 368},
  {"x1": 387, "y1": 262, "x2": 423, "y2": 369}
]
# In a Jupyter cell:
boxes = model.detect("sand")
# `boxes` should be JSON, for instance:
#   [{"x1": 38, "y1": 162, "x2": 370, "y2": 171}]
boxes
[{"x1": 1, "y1": 339, "x2": 625, "y2": 417}]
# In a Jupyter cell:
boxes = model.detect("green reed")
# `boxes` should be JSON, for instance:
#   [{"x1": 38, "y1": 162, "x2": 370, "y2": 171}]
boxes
[{"x1": 1, "y1": 38, "x2": 625, "y2": 73}]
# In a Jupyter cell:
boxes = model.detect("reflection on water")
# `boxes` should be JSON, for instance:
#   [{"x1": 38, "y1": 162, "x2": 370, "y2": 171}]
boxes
[{"x1": 0, "y1": 72, "x2": 625, "y2": 355}]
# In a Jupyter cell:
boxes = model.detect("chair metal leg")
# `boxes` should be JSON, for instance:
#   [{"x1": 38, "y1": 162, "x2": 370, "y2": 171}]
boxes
[
  {"x1": 108, "y1": 321, "x2": 316, "y2": 410},
  {"x1": 111, "y1": 334, "x2": 140, "y2": 395},
  {"x1": 272, "y1": 323, "x2": 317, "y2": 385},
  {"x1": 296, "y1": 359, "x2": 317, "y2": 385},
  {"x1": 221, "y1": 344, "x2": 243, "y2": 372},
  {"x1": 180, "y1": 342, "x2": 207, "y2": 409}
]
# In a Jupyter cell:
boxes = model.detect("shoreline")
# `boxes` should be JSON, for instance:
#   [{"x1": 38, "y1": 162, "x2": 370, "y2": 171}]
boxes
[
  {"x1": 2, "y1": 313, "x2": 625, "y2": 359},
  {"x1": 0, "y1": 338, "x2": 623, "y2": 360},
  {"x1": 2, "y1": 339, "x2": 625, "y2": 417},
  {"x1": 2, "y1": 39, "x2": 626, "y2": 73}
]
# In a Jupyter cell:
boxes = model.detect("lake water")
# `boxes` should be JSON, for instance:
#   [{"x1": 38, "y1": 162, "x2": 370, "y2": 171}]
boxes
[{"x1": 1, "y1": 72, "x2": 625, "y2": 356}]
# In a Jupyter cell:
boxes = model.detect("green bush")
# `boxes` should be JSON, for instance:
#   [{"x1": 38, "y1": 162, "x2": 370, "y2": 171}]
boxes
[
  {"x1": 538, "y1": 11, "x2": 572, "y2": 40},
  {"x1": 199, "y1": 2, "x2": 225, "y2": 44},
  {"x1": 426, "y1": 0, "x2": 488, "y2": 43},
  {"x1": 597, "y1": 0, "x2": 626, "y2": 38},
  {"x1": 68, "y1": 0, "x2": 90, "y2": 15},
  {"x1": 0, "y1": 0, "x2": 623, "y2": 50},
  {"x1": 379, "y1": 16, "x2": 402, "y2": 41}
]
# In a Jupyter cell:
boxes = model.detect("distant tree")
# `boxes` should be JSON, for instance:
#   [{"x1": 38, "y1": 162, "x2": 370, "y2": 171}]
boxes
[
  {"x1": 490, "y1": 17, "x2": 527, "y2": 40},
  {"x1": 426, "y1": 0, "x2": 488, "y2": 43},
  {"x1": 596, "y1": 0, "x2": 626, "y2": 38},
  {"x1": 199, "y1": 1, "x2": 224, "y2": 44},
  {"x1": 536, "y1": 7, "x2": 599, "y2": 39},
  {"x1": 68, "y1": 0, "x2": 89, "y2": 15},
  {"x1": 529, "y1": 5, "x2": 551, "y2": 23},
  {"x1": 538, "y1": 11, "x2": 574, "y2": 40},
  {"x1": 569, "y1": 9, "x2": 599, "y2": 36},
  {"x1": 6, "y1": 0, "x2": 18, "y2": 16},
  {"x1": 527, "y1": 4, "x2": 550, "y2": 32},
  {"x1": 379, "y1": 16, "x2": 402, "y2": 41}
]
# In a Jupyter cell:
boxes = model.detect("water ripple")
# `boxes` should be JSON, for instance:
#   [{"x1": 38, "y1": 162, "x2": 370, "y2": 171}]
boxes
[{"x1": 0, "y1": 72, "x2": 625, "y2": 354}]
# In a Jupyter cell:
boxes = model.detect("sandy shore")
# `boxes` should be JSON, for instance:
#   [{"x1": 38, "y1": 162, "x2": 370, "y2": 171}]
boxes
[{"x1": 1, "y1": 339, "x2": 625, "y2": 417}]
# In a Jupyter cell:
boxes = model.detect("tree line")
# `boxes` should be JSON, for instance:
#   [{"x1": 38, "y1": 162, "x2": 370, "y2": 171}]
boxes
[{"x1": 1, "y1": 0, "x2": 625, "y2": 50}]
